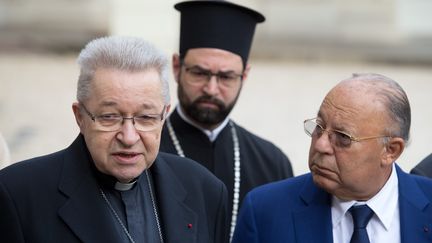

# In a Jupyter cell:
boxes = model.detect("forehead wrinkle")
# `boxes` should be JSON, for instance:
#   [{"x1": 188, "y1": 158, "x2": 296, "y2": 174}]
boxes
[
  {"x1": 320, "y1": 93, "x2": 359, "y2": 122},
  {"x1": 99, "y1": 101, "x2": 117, "y2": 106}
]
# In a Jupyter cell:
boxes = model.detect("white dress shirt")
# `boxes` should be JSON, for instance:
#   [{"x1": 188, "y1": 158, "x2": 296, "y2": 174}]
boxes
[
  {"x1": 176, "y1": 105, "x2": 230, "y2": 142},
  {"x1": 332, "y1": 163, "x2": 400, "y2": 243}
]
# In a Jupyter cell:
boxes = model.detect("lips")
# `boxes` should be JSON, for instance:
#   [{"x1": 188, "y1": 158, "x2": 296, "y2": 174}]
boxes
[
  {"x1": 311, "y1": 163, "x2": 336, "y2": 179},
  {"x1": 112, "y1": 152, "x2": 142, "y2": 164},
  {"x1": 197, "y1": 101, "x2": 219, "y2": 109}
]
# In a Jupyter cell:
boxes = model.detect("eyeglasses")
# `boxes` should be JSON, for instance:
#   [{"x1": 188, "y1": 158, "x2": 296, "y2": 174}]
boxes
[
  {"x1": 81, "y1": 104, "x2": 166, "y2": 132},
  {"x1": 303, "y1": 118, "x2": 390, "y2": 148},
  {"x1": 182, "y1": 63, "x2": 243, "y2": 88}
]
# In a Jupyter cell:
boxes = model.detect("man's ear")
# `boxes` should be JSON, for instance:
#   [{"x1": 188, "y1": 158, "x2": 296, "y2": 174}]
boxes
[
  {"x1": 165, "y1": 104, "x2": 171, "y2": 116},
  {"x1": 72, "y1": 102, "x2": 84, "y2": 132},
  {"x1": 381, "y1": 137, "x2": 405, "y2": 167},
  {"x1": 172, "y1": 53, "x2": 181, "y2": 84},
  {"x1": 241, "y1": 63, "x2": 251, "y2": 82}
]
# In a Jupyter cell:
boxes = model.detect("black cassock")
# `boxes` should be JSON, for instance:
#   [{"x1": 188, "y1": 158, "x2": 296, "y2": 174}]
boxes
[{"x1": 160, "y1": 109, "x2": 294, "y2": 223}]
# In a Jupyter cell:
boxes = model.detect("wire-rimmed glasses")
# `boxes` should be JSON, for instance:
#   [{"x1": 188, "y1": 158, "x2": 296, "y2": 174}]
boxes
[
  {"x1": 304, "y1": 118, "x2": 391, "y2": 148},
  {"x1": 81, "y1": 104, "x2": 166, "y2": 132},
  {"x1": 182, "y1": 63, "x2": 243, "y2": 88}
]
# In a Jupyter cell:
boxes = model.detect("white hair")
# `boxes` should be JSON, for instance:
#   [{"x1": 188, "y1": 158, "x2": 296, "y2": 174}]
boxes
[{"x1": 76, "y1": 36, "x2": 170, "y2": 104}]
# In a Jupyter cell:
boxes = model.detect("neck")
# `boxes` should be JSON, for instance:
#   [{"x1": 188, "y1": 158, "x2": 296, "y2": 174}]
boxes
[{"x1": 195, "y1": 121, "x2": 220, "y2": 131}]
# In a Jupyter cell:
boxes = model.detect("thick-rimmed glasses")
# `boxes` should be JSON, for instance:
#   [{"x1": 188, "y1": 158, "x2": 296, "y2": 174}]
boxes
[
  {"x1": 81, "y1": 104, "x2": 166, "y2": 132},
  {"x1": 304, "y1": 118, "x2": 391, "y2": 148},
  {"x1": 182, "y1": 63, "x2": 243, "y2": 88}
]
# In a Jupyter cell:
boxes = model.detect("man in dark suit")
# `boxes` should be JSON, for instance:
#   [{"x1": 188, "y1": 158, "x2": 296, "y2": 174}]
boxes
[
  {"x1": 411, "y1": 153, "x2": 432, "y2": 177},
  {"x1": 233, "y1": 73, "x2": 432, "y2": 243},
  {"x1": 0, "y1": 36, "x2": 228, "y2": 243}
]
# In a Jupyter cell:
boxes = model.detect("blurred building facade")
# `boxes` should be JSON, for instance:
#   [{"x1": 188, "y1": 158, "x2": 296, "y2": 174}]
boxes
[
  {"x1": 0, "y1": 0, "x2": 109, "y2": 52},
  {"x1": 254, "y1": 0, "x2": 432, "y2": 63},
  {"x1": 1, "y1": 0, "x2": 431, "y2": 62}
]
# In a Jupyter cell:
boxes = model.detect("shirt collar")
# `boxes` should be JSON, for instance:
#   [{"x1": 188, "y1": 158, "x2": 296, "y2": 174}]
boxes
[
  {"x1": 332, "y1": 163, "x2": 399, "y2": 230},
  {"x1": 176, "y1": 105, "x2": 230, "y2": 142}
]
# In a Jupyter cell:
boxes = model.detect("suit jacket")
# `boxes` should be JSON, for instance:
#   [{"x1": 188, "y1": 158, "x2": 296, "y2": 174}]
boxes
[
  {"x1": 0, "y1": 135, "x2": 229, "y2": 243},
  {"x1": 232, "y1": 165, "x2": 432, "y2": 243},
  {"x1": 411, "y1": 153, "x2": 432, "y2": 177}
]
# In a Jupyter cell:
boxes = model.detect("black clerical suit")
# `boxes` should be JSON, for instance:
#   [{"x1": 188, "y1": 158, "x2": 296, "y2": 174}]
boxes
[
  {"x1": 160, "y1": 109, "x2": 293, "y2": 224},
  {"x1": 0, "y1": 135, "x2": 229, "y2": 243}
]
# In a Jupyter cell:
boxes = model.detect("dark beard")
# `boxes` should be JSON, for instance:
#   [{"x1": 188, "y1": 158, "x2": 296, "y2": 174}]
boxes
[{"x1": 178, "y1": 85, "x2": 237, "y2": 126}]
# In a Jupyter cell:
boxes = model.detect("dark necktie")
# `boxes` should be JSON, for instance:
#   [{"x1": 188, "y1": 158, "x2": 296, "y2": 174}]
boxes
[{"x1": 349, "y1": 205, "x2": 374, "y2": 243}]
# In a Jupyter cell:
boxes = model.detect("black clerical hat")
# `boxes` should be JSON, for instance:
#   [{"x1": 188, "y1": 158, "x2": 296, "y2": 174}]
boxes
[{"x1": 175, "y1": 0, "x2": 265, "y2": 65}]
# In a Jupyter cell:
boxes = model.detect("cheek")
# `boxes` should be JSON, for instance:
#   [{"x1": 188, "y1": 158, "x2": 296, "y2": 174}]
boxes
[
  {"x1": 334, "y1": 153, "x2": 368, "y2": 183},
  {"x1": 223, "y1": 87, "x2": 240, "y2": 101},
  {"x1": 308, "y1": 138, "x2": 321, "y2": 166},
  {"x1": 181, "y1": 83, "x2": 201, "y2": 99},
  {"x1": 141, "y1": 132, "x2": 161, "y2": 154},
  {"x1": 84, "y1": 133, "x2": 114, "y2": 165},
  {"x1": 308, "y1": 143, "x2": 315, "y2": 166}
]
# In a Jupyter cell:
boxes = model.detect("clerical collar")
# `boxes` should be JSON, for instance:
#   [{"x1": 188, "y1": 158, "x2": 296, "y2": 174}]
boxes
[
  {"x1": 114, "y1": 180, "x2": 137, "y2": 191},
  {"x1": 176, "y1": 105, "x2": 229, "y2": 142},
  {"x1": 82, "y1": 134, "x2": 140, "y2": 191},
  {"x1": 90, "y1": 158, "x2": 139, "y2": 191}
]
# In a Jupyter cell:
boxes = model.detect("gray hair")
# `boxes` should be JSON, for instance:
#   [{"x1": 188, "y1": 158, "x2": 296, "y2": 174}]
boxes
[
  {"x1": 76, "y1": 36, "x2": 170, "y2": 104},
  {"x1": 347, "y1": 73, "x2": 411, "y2": 143}
]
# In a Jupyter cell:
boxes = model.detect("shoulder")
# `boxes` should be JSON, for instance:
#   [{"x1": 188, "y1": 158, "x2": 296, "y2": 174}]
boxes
[
  {"x1": 156, "y1": 152, "x2": 225, "y2": 187},
  {"x1": 234, "y1": 124, "x2": 279, "y2": 148},
  {"x1": 0, "y1": 149, "x2": 65, "y2": 178},
  {"x1": 234, "y1": 123, "x2": 289, "y2": 159},
  {"x1": 410, "y1": 153, "x2": 432, "y2": 177},
  {"x1": 157, "y1": 152, "x2": 208, "y2": 172},
  {"x1": 237, "y1": 174, "x2": 318, "y2": 227},
  {"x1": 0, "y1": 149, "x2": 66, "y2": 194},
  {"x1": 397, "y1": 165, "x2": 432, "y2": 204},
  {"x1": 245, "y1": 173, "x2": 312, "y2": 206},
  {"x1": 406, "y1": 171, "x2": 432, "y2": 193}
]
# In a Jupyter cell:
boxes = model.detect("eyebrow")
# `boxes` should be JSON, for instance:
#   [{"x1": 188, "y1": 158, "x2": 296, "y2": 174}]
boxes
[
  {"x1": 316, "y1": 111, "x2": 325, "y2": 121},
  {"x1": 316, "y1": 111, "x2": 350, "y2": 133},
  {"x1": 98, "y1": 101, "x2": 159, "y2": 111},
  {"x1": 187, "y1": 64, "x2": 239, "y2": 74}
]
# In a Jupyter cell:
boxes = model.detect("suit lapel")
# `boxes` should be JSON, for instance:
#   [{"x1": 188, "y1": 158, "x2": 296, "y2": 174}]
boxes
[
  {"x1": 397, "y1": 165, "x2": 432, "y2": 243},
  {"x1": 57, "y1": 136, "x2": 122, "y2": 243},
  {"x1": 151, "y1": 155, "x2": 197, "y2": 243},
  {"x1": 293, "y1": 175, "x2": 333, "y2": 243}
]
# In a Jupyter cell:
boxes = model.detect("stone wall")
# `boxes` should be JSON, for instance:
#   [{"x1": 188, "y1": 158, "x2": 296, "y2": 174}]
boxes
[
  {"x1": 252, "y1": 0, "x2": 432, "y2": 62},
  {"x1": 0, "y1": 0, "x2": 109, "y2": 51},
  {"x1": 1, "y1": 0, "x2": 431, "y2": 62}
]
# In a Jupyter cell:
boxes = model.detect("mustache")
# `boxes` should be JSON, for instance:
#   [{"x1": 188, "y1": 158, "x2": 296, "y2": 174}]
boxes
[{"x1": 193, "y1": 95, "x2": 225, "y2": 108}]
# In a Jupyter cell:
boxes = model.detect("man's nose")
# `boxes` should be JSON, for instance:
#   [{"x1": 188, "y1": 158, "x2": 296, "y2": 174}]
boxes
[
  {"x1": 313, "y1": 131, "x2": 334, "y2": 154},
  {"x1": 203, "y1": 75, "x2": 220, "y2": 95},
  {"x1": 116, "y1": 118, "x2": 140, "y2": 146}
]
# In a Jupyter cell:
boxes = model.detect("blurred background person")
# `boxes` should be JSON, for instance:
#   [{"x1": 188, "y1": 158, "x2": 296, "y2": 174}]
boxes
[
  {"x1": 0, "y1": 132, "x2": 11, "y2": 169},
  {"x1": 410, "y1": 153, "x2": 432, "y2": 177}
]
